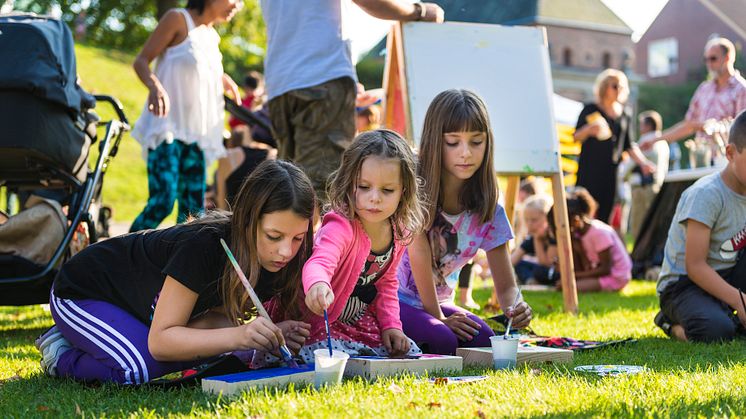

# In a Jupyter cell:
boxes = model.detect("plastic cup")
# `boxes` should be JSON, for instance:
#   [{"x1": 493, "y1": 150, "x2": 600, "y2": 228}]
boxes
[
  {"x1": 489, "y1": 335, "x2": 519, "y2": 370},
  {"x1": 313, "y1": 349, "x2": 349, "y2": 388},
  {"x1": 594, "y1": 118, "x2": 612, "y2": 141}
]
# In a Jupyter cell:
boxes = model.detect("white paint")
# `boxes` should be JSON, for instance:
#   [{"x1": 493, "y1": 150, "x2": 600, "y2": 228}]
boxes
[{"x1": 401, "y1": 22, "x2": 559, "y2": 174}]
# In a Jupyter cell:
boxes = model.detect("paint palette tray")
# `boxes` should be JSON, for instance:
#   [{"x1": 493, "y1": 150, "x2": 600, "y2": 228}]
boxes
[
  {"x1": 202, "y1": 364, "x2": 314, "y2": 395},
  {"x1": 456, "y1": 345, "x2": 573, "y2": 368},
  {"x1": 344, "y1": 354, "x2": 463, "y2": 379}
]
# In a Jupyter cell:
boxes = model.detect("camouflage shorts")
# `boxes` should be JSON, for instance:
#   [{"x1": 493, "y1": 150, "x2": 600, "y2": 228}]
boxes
[{"x1": 268, "y1": 76, "x2": 356, "y2": 203}]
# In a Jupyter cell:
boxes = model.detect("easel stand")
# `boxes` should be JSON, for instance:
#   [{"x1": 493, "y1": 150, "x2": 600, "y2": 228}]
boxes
[{"x1": 382, "y1": 22, "x2": 578, "y2": 313}]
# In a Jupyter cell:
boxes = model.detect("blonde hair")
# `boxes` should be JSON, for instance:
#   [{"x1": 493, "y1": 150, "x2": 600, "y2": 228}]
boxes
[
  {"x1": 594, "y1": 68, "x2": 629, "y2": 104},
  {"x1": 418, "y1": 89, "x2": 497, "y2": 226},
  {"x1": 523, "y1": 194, "x2": 552, "y2": 215},
  {"x1": 326, "y1": 129, "x2": 426, "y2": 242}
]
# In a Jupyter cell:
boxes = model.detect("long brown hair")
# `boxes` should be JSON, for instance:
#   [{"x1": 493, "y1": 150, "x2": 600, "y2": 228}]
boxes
[
  {"x1": 218, "y1": 160, "x2": 315, "y2": 324},
  {"x1": 326, "y1": 129, "x2": 427, "y2": 242},
  {"x1": 418, "y1": 89, "x2": 497, "y2": 226}
]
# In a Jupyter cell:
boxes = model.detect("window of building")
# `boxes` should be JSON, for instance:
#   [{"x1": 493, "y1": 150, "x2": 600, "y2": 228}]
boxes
[
  {"x1": 648, "y1": 37, "x2": 678, "y2": 77},
  {"x1": 602, "y1": 52, "x2": 612, "y2": 68},
  {"x1": 563, "y1": 48, "x2": 573, "y2": 66}
]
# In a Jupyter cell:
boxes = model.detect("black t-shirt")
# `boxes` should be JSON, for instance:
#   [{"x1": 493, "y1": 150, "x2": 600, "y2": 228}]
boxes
[
  {"x1": 54, "y1": 221, "x2": 278, "y2": 325},
  {"x1": 519, "y1": 235, "x2": 557, "y2": 256}
]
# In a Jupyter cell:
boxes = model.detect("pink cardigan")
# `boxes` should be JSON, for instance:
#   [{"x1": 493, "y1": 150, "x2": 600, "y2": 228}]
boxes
[{"x1": 302, "y1": 211, "x2": 406, "y2": 337}]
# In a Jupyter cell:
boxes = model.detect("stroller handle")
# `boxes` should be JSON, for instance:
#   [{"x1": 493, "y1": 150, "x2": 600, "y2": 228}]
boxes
[{"x1": 93, "y1": 95, "x2": 130, "y2": 129}]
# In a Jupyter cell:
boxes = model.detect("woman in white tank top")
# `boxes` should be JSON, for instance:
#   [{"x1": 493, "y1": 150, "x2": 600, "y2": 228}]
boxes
[{"x1": 130, "y1": 0, "x2": 242, "y2": 232}]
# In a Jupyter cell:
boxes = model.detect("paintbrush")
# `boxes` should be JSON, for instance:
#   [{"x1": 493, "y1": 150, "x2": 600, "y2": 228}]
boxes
[
  {"x1": 219, "y1": 239, "x2": 299, "y2": 368},
  {"x1": 503, "y1": 287, "x2": 522, "y2": 339},
  {"x1": 323, "y1": 309, "x2": 333, "y2": 357}
]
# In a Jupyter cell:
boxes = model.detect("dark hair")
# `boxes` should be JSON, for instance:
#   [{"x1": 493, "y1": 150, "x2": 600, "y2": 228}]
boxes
[
  {"x1": 566, "y1": 187, "x2": 597, "y2": 219},
  {"x1": 244, "y1": 71, "x2": 263, "y2": 90},
  {"x1": 639, "y1": 110, "x2": 662, "y2": 131},
  {"x1": 547, "y1": 187, "x2": 597, "y2": 231},
  {"x1": 729, "y1": 110, "x2": 746, "y2": 151},
  {"x1": 213, "y1": 160, "x2": 315, "y2": 323},
  {"x1": 418, "y1": 89, "x2": 497, "y2": 226},
  {"x1": 186, "y1": 0, "x2": 206, "y2": 14}
]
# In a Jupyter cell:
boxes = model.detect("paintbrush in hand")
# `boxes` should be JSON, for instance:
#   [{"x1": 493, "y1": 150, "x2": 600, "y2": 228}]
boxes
[
  {"x1": 503, "y1": 287, "x2": 522, "y2": 339},
  {"x1": 220, "y1": 239, "x2": 299, "y2": 368},
  {"x1": 323, "y1": 309, "x2": 333, "y2": 357}
]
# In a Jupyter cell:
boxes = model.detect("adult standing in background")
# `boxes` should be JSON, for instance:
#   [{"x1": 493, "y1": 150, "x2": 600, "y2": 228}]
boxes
[
  {"x1": 260, "y1": 0, "x2": 444, "y2": 202},
  {"x1": 574, "y1": 69, "x2": 655, "y2": 224},
  {"x1": 643, "y1": 37, "x2": 746, "y2": 167},
  {"x1": 130, "y1": 0, "x2": 242, "y2": 232}
]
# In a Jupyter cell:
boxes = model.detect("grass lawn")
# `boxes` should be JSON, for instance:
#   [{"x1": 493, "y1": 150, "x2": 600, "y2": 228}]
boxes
[
  {"x1": 74, "y1": 44, "x2": 150, "y2": 224},
  {"x1": 3, "y1": 281, "x2": 746, "y2": 418}
]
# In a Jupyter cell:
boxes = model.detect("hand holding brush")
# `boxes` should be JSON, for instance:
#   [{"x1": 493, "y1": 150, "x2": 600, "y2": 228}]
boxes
[{"x1": 220, "y1": 239, "x2": 299, "y2": 368}]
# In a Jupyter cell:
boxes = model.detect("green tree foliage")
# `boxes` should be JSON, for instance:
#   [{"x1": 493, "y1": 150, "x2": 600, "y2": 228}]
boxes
[{"x1": 12, "y1": 0, "x2": 265, "y2": 79}]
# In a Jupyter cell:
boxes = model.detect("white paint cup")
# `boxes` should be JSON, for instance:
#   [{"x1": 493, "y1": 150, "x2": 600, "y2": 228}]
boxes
[
  {"x1": 313, "y1": 349, "x2": 349, "y2": 388},
  {"x1": 489, "y1": 335, "x2": 519, "y2": 370}
]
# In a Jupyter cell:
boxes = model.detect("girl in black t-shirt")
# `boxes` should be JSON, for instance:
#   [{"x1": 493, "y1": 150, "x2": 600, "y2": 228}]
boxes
[{"x1": 35, "y1": 160, "x2": 315, "y2": 384}]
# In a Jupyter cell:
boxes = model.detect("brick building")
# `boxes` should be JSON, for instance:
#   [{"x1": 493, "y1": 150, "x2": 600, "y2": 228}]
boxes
[
  {"x1": 635, "y1": 0, "x2": 746, "y2": 85},
  {"x1": 358, "y1": 0, "x2": 637, "y2": 103}
]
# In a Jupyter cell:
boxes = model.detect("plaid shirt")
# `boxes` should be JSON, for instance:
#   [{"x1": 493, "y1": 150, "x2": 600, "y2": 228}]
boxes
[{"x1": 686, "y1": 72, "x2": 746, "y2": 143}]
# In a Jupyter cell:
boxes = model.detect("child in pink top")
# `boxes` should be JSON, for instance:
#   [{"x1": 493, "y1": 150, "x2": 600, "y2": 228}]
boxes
[
  {"x1": 550, "y1": 188, "x2": 632, "y2": 292},
  {"x1": 297, "y1": 129, "x2": 426, "y2": 363}
]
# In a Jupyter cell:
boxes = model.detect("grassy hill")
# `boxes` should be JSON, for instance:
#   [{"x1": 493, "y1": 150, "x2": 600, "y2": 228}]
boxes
[{"x1": 75, "y1": 44, "x2": 150, "y2": 224}]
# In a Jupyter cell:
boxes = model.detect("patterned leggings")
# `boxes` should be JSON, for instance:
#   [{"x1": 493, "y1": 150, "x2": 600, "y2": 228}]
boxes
[{"x1": 130, "y1": 140, "x2": 205, "y2": 232}]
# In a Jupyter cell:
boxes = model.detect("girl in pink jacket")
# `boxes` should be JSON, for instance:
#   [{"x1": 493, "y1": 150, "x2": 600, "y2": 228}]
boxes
[{"x1": 299, "y1": 129, "x2": 426, "y2": 362}]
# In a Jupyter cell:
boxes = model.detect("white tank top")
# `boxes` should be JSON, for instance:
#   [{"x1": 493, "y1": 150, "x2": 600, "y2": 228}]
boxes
[{"x1": 131, "y1": 9, "x2": 226, "y2": 165}]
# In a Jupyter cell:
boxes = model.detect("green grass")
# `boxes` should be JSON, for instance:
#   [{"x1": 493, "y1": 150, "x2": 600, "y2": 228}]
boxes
[
  {"x1": 75, "y1": 44, "x2": 150, "y2": 224},
  {"x1": 3, "y1": 281, "x2": 746, "y2": 417}
]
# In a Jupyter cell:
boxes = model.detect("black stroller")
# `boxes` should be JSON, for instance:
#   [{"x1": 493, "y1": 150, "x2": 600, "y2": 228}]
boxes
[{"x1": 0, "y1": 14, "x2": 129, "y2": 305}]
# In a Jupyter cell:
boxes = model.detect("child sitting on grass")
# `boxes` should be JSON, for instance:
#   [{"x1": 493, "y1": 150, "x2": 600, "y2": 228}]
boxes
[
  {"x1": 510, "y1": 194, "x2": 558, "y2": 285},
  {"x1": 655, "y1": 110, "x2": 746, "y2": 342},
  {"x1": 549, "y1": 188, "x2": 632, "y2": 292}
]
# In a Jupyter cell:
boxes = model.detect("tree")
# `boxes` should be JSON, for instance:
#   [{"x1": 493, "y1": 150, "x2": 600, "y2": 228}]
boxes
[{"x1": 12, "y1": 0, "x2": 266, "y2": 78}]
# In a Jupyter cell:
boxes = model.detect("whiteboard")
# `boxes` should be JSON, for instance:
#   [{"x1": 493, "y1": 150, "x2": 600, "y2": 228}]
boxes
[{"x1": 401, "y1": 22, "x2": 559, "y2": 174}]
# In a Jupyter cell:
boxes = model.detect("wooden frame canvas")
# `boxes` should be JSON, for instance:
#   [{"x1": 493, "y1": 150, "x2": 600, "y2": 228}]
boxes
[{"x1": 382, "y1": 21, "x2": 578, "y2": 313}]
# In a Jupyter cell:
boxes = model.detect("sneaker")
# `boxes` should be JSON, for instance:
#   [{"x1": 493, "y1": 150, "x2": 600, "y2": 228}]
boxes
[
  {"x1": 654, "y1": 311, "x2": 672, "y2": 337},
  {"x1": 35, "y1": 326, "x2": 72, "y2": 377}
]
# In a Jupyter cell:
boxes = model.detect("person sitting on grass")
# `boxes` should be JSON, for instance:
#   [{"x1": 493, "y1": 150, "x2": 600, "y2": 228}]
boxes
[
  {"x1": 510, "y1": 194, "x2": 558, "y2": 286},
  {"x1": 34, "y1": 160, "x2": 314, "y2": 384},
  {"x1": 655, "y1": 110, "x2": 746, "y2": 342},
  {"x1": 549, "y1": 187, "x2": 632, "y2": 293}
]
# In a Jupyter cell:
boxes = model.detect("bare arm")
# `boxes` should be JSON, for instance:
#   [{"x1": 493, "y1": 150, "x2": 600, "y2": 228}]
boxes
[
  {"x1": 627, "y1": 144, "x2": 655, "y2": 175},
  {"x1": 659, "y1": 120, "x2": 703, "y2": 144},
  {"x1": 486, "y1": 244, "x2": 532, "y2": 328},
  {"x1": 510, "y1": 246, "x2": 526, "y2": 266},
  {"x1": 573, "y1": 123, "x2": 601, "y2": 143},
  {"x1": 222, "y1": 73, "x2": 241, "y2": 105},
  {"x1": 133, "y1": 10, "x2": 183, "y2": 117},
  {"x1": 352, "y1": 0, "x2": 444, "y2": 22},
  {"x1": 685, "y1": 220, "x2": 746, "y2": 317},
  {"x1": 407, "y1": 232, "x2": 445, "y2": 319},
  {"x1": 148, "y1": 276, "x2": 281, "y2": 361},
  {"x1": 575, "y1": 247, "x2": 612, "y2": 279},
  {"x1": 533, "y1": 235, "x2": 553, "y2": 267}
]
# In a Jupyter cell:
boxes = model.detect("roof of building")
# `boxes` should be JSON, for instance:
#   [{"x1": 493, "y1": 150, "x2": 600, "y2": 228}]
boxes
[{"x1": 360, "y1": 0, "x2": 632, "y2": 61}]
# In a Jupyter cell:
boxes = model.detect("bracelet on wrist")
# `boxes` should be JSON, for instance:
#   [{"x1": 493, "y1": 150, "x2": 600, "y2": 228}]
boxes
[{"x1": 412, "y1": 2, "x2": 427, "y2": 21}]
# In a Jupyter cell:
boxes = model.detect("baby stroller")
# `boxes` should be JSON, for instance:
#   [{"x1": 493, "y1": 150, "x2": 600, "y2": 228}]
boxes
[{"x1": 0, "y1": 13, "x2": 129, "y2": 305}]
